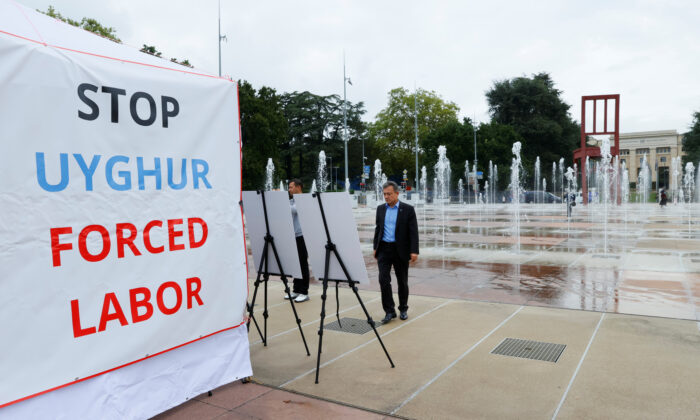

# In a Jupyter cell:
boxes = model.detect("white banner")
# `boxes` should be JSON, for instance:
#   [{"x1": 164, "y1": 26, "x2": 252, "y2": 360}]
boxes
[{"x1": 0, "y1": 3, "x2": 249, "y2": 409}]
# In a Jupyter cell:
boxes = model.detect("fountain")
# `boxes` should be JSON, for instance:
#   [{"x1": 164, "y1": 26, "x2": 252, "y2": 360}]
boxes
[
  {"x1": 488, "y1": 161, "x2": 494, "y2": 205},
  {"x1": 317, "y1": 151, "x2": 329, "y2": 193},
  {"x1": 585, "y1": 156, "x2": 591, "y2": 202},
  {"x1": 671, "y1": 156, "x2": 681, "y2": 204},
  {"x1": 684, "y1": 162, "x2": 695, "y2": 204},
  {"x1": 458, "y1": 179, "x2": 464, "y2": 204},
  {"x1": 434, "y1": 146, "x2": 451, "y2": 202},
  {"x1": 434, "y1": 146, "x2": 451, "y2": 251},
  {"x1": 637, "y1": 154, "x2": 651, "y2": 203},
  {"x1": 279, "y1": 180, "x2": 284, "y2": 191},
  {"x1": 311, "y1": 179, "x2": 317, "y2": 193},
  {"x1": 598, "y1": 137, "x2": 615, "y2": 253},
  {"x1": 542, "y1": 178, "x2": 547, "y2": 195},
  {"x1": 552, "y1": 162, "x2": 557, "y2": 201},
  {"x1": 472, "y1": 162, "x2": 478, "y2": 205},
  {"x1": 534, "y1": 157, "x2": 541, "y2": 203},
  {"x1": 345, "y1": 177, "x2": 350, "y2": 193},
  {"x1": 464, "y1": 160, "x2": 470, "y2": 204},
  {"x1": 264, "y1": 158, "x2": 274, "y2": 191},
  {"x1": 420, "y1": 165, "x2": 427, "y2": 234},
  {"x1": 684, "y1": 162, "x2": 696, "y2": 234},
  {"x1": 559, "y1": 158, "x2": 565, "y2": 201},
  {"x1": 510, "y1": 142, "x2": 523, "y2": 254},
  {"x1": 374, "y1": 159, "x2": 383, "y2": 201},
  {"x1": 696, "y1": 161, "x2": 700, "y2": 202},
  {"x1": 493, "y1": 165, "x2": 498, "y2": 203}
]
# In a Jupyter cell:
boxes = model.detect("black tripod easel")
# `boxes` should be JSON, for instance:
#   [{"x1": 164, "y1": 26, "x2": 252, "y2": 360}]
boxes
[
  {"x1": 312, "y1": 192, "x2": 394, "y2": 383},
  {"x1": 246, "y1": 190, "x2": 310, "y2": 356}
]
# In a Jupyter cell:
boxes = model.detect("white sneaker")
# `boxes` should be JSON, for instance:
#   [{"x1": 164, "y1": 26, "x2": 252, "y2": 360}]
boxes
[
  {"x1": 294, "y1": 294, "x2": 309, "y2": 303},
  {"x1": 284, "y1": 292, "x2": 299, "y2": 300}
]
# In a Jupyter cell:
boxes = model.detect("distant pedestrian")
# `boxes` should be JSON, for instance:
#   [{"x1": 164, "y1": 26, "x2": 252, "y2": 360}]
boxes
[
  {"x1": 659, "y1": 188, "x2": 668, "y2": 206},
  {"x1": 286, "y1": 179, "x2": 310, "y2": 303}
]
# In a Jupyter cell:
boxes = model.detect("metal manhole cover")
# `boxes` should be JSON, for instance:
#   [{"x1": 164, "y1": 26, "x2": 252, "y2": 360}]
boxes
[
  {"x1": 491, "y1": 338, "x2": 566, "y2": 363},
  {"x1": 324, "y1": 317, "x2": 377, "y2": 335}
]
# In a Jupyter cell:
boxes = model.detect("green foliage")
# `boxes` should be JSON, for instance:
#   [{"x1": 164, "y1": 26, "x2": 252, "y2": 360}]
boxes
[
  {"x1": 370, "y1": 88, "x2": 459, "y2": 178},
  {"x1": 40, "y1": 6, "x2": 121, "y2": 42},
  {"x1": 486, "y1": 72, "x2": 579, "y2": 170},
  {"x1": 280, "y1": 91, "x2": 367, "y2": 189},
  {"x1": 477, "y1": 122, "x2": 526, "y2": 190},
  {"x1": 141, "y1": 45, "x2": 162, "y2": 57},
  {"x1": 682, "y1": 111, "x2": 700, "y2": 165},
  {"x1": 422, "y1": 118, "x2": 475, "y2": 179},
  {"x1": 238, "y1": 81, "x2": 288, "y2": 190}
]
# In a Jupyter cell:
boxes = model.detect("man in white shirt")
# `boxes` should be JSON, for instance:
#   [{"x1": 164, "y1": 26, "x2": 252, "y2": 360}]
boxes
[{"x1": 285, "y1": 178, "x2": 310, "y2": 302}]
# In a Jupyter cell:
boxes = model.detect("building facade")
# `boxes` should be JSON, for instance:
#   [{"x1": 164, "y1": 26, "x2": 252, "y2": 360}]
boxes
[{"x1": 618, "y1": 130, "x2": 685, "y2": 189}]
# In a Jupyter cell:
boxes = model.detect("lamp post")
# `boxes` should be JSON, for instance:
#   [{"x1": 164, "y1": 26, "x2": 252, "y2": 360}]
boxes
[
  {"x1": 472, "y1": 121, "x2": 478, "y2": 201},
  {"x1": 218, "y1": 0, "x2": 227, "y2": 77},
  {"x1": 343, "y1": 54, "x2": 352, "y2": 184},
  {"x1": 414, "y1": 88, "x2": 419, "y2": 191}
]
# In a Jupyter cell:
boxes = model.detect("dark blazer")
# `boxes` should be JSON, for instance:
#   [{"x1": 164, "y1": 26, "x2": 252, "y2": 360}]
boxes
[{"x1": 373, "y1": 201, "x2": 419, "y2": 261}]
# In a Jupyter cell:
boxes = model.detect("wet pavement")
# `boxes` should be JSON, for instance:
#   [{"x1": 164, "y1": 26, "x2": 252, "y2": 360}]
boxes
[
  {"x1": 159, "y1": 201, "x2": 700, "y2": 419},
  {"x1": 352, "y1": 202, "x2": 700, "y2": 321}
]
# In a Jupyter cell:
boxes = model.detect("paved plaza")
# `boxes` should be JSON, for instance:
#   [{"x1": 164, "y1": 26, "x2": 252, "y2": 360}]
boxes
[{"x1": 159, "y1": 202, "x2": 700, "y2": 419}]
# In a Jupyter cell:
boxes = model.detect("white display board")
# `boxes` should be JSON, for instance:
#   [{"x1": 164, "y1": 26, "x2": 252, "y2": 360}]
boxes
[
  {"x1": 0, "y1": 2, "x2": 250, "y2": 416},
  {"x1": 242, "y1": 190, "x2": 302, "y2": 278},
  {"x1": 294, "y1": 192, "x2": 368, "y2": 284}
]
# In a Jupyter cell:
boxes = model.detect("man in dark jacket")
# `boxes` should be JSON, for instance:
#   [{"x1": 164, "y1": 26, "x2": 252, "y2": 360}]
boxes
[{"x1": 373, "y1": 181, "x2": 419, "y2": 323}]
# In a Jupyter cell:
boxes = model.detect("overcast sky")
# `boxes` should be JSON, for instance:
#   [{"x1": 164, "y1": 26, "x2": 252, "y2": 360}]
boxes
[{"x1": 20, "y1": 0, "x2": 700, "y2": 133}]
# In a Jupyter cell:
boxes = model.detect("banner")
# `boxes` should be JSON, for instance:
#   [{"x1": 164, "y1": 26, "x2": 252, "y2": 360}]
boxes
[{"x1": 0, "y1": 2, "x2": 249, "y2": 409}]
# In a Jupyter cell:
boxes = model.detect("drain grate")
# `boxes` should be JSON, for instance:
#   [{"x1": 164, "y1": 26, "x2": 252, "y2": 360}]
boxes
[
  {"x1": 592, "y1": 254, "x2": 620, "y2": 259},
  {"x1": 491, "y1": 338, "x2": 566, "y2": 363},
  {"x1": 324, "y1": 317, "x2": 377, "y2": 335}
]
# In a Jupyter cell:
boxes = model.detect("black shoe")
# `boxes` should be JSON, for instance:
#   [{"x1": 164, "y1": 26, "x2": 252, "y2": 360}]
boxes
[
  {"x1": 381, "y1": 313, "x2": 397, "y2": 324},
  {"x1": 400, "y1": 311, "x2": 408, "y2": 320}
]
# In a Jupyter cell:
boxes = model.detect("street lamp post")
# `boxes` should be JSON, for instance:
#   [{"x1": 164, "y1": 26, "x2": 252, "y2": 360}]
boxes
[
  {"x1": 218, "y1": 0, "x2": 227, "y2": 77},
  {"x1": 414, "y1": 89, "x2": 419, "y2": 191},
  {"x1": 343, "y1": 54, "x2": 352, "y2": 184}
]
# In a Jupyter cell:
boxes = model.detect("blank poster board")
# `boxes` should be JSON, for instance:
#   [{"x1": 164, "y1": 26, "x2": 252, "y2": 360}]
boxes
[
  {"x1": 294, "y1": 192, "x2": 368, "y2": 284},
  {"x1": 242, "y1": 191, "x2": 302, "y2": 279}
]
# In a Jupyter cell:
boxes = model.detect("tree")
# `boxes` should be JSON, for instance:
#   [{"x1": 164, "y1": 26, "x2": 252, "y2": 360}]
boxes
[
  {"x1": 40, "y1": 6, "x2": 121, "y2": 42},
  {"x1": 238, "y1": 81, "x2": 288, "y2": 190},
  {"x1": 280, "y1": 91, "x2": 366, "y2": 188},
  {"x1": 682, "y1": 112, "x2": 700, "y2": 165},
  {"x1": 41, "y1": 7, "x2": 193, "y2": 67},
  {"x1": 477, "y1": 123, "x2": 526, "y2": 191},
  {"x1": 422, "y1": 118, "x2": 475, "y2": 181},
  {"x1": 485, "y1": 73, "x2": 579, "y2": 168},
  {"x1": 370, "y1": 88, "x2": 459, "y2": 179}
]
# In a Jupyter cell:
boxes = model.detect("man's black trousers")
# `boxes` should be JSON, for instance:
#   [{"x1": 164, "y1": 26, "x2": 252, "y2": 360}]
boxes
[
  {"x1": 376, "y1": 241, "x2": 409, "y2": 314},
  {"x1": 293, "y1": 235, "x2": 310, "y2": 295}
]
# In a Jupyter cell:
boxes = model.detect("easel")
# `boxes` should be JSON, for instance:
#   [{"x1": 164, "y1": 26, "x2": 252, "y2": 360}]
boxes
[
  {"x1": 246, "y1": 190, "x2": 310, "y2": 356},
  {"x1": 312, "y1": 192, "x2": 394, "y2": 383}
]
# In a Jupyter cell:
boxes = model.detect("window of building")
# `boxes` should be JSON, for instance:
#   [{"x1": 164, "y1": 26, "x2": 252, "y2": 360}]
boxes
[
  {"x1": 621, "y1": 159, "x2": 626, "y2": 165},
  {"x1": 635, "y1": 148, "x2": 649, "y2": 154},
  {"x1": 660, "y1": 157, "x2": 667, "y2": 163},
  {"x1": 656, "y1": 147, "x2": 670, "y2": 154},
  {"x1": 620, "y1": 149, "x2": 629, "y2": 155}
]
